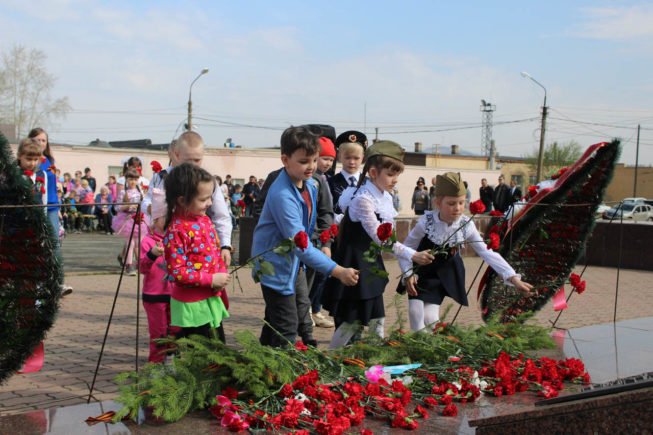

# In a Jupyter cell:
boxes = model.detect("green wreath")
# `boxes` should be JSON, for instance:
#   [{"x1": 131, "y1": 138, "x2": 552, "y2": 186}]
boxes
[{"x1": 0, "y1": 132, "x2": 63, "y2": 383}]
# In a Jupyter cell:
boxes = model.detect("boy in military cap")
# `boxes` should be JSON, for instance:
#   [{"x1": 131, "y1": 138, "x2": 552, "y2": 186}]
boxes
[
  {"x1": 398, "y1": 172, "x2": 533, "y2": 332},
  {"x1": 327, "y1": 130, "x2": 367, "y2": 215},
  {"x1": 323, "y1": 140, "x2": 435, "y2": 348}
]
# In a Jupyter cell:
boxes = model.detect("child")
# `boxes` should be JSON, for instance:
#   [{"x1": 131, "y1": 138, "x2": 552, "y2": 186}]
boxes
[
  {"x1": 163, "y1": 163, "x2": 231, "y2": 341},
  {"x1": 95, "y1": 186, "x2": 114, "y2": 234},
  {"x1": 140, "y1": 189, "x2": 178, "y2": 362},
  {"x1": 399, "y1": 172, "x2": 533, "y2": 332},
  {"x1": 230, "y1": 184, "x2": 243, "y2": 215},
  {"x1": 16, "y1": 138, "x2": 47, "y2": 208},
  {"x1": 252, "y1": 126, "x2": 358, "y2": 348},
  {"x1": 112, "y1": 168, "x2": 148, "y2": 276},
  {"x1": 328, "y1": 130, "x2": 366, "y2": 215},
  {"x1": 323, "y1": 141, "x2": 435, "y2": 349}
]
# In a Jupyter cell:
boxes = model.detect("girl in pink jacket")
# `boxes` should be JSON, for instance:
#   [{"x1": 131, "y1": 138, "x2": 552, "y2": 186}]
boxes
[{"x1": 139, "y1": 189, "x2": 178, "y2": 363}]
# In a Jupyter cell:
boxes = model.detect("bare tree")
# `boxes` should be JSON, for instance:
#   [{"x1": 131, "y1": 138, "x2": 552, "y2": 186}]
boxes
[{"x1": 0, "y1": 45, "x2": 71, "y2": 140}]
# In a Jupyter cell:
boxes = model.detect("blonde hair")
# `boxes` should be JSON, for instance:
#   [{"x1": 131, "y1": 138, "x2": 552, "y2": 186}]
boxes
[
  {"x1": 338, "y1": 142, "x2": 365, "y2": 157},
  {"x1": 17, "y1": 138, "x2": 42, "y2": 158},
  {"x1": 176, "y1": 131, "x2": 204, "y2": 150}
]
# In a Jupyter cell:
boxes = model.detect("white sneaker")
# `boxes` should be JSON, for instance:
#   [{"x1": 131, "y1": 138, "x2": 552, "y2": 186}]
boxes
[{"x1": 312, "y1": 311, "x2": 335, "y2": 328}]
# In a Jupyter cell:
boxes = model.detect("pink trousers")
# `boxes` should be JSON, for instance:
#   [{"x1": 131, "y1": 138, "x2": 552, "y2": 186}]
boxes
[{"x1": 143, "y1": 301, "x2": 180, "y2": 363}]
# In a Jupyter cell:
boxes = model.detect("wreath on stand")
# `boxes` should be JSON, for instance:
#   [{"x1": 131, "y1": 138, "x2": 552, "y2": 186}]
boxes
[{"x1": 0, "y1": 132, "x2": 63, "y2": 383}]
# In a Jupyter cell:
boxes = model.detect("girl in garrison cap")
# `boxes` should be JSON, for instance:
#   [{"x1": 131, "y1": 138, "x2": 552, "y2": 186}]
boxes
[
  {"x1": 398, "y1": 172, "x2": 533, "y2": 332},
  {"x1": 323, "y1": 141, "x2": 435, "y2": 348}
]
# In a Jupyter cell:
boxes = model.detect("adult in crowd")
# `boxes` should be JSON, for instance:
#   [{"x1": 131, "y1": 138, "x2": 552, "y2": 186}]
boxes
[
  {"x1": 493, "y1": 175, "x2": 512, "y2": 213},
  {"x1": 463, "y1": 181, "x2": 471, "y2": 209},
  {"x1": 428, "y1": 176, "x2": 438, "y2": 209},
  {"x1": 479, "y1": 178, "x2": 494, "y2": 212},
  {"x1": 242, "y1": 175, "x2": 260, "y2": 217},
  {"x1": 81, "y1": 167, "x2": 97, "y2": 192},
  {"x1": 411, "y1": 177, "x2": 429, "y2": 215},
  {"x1": 28, "y1": 127, "x2": 73, "y2": 294},
  {"x1": 509, "y1": 179, "x2": 522, "y2": 204}
]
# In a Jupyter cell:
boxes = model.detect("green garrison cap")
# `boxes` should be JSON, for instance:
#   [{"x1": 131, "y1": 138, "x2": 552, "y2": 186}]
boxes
[
  {"x1": 435, "y1": 172, "x2": 466, "y2": 197},
  {"x1": 364, "y1": 140, "x2": 405, "y2": 163}
]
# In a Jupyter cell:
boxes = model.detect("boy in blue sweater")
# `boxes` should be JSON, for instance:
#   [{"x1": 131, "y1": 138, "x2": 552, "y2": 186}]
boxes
[{"x1": 252, "y1": 126, "x2": 359, "y2": 347}]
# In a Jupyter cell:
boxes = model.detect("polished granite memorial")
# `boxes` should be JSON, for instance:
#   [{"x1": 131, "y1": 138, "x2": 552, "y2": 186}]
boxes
[{"x1": 2, "y1": 317, "x2": 652, "y2": 434}]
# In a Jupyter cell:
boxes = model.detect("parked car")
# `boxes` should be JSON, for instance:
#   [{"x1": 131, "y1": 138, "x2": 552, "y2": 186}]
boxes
[
  {"x1": 595, "y1": 203, "x2": 611, "y2": 217},
  {"x1": 602, "y1": 203, "x2": 653, "y2": 221},
  {"x1": 622, "y1": 197, "x2": 647, "y2": 205}
]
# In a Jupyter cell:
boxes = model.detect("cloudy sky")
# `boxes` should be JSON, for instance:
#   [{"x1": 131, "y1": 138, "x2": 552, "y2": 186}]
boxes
[{"x1": 2, "y1": 0, "x2": 653, "y2": 165}]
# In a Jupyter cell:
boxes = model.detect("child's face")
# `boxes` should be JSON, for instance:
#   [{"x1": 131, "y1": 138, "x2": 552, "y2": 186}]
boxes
[
  {"x1": 317, "y1": 156, "x2": 334, "y2": 173},
  {"x1": 370, "y1": 167, "x2": 400, "y2": 194},
  {"x1": 339, "y1": 148, "x2": 364, "y2": 174},
  {"x1": 179, "y1": 180, "x2": 214, "y2": 216},
  {"x1": 282, "y1": 149, "x2": 318, "y2": 187},
  {"x1": 126, "y1": 177, "x2": 138, "y2": 189},
  {"x1": 435, "y1": 195, "x2": 466, "y2": 224},
  {"x1": 18, "y1": 154, "x2": 40, "y2": 172}
]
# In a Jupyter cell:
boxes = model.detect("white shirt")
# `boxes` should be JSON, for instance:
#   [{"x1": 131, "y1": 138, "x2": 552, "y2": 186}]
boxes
[
  {"x1": 398, "y1": 210, "x2": 519, "y2": 285},
  {"x1": 345, "y1": 181, "x2": 416, "y2": 263},
  {"x1": 142, "y1": 165, "x2": 233, "y2": 247}
]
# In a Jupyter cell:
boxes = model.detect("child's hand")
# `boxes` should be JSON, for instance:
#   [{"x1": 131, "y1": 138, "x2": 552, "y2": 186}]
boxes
[
  {"x1": 510, "y1": 276, "x2": 534, "y2": 295},
  {"x1": 212, "y1": 273, "x2": 231, "y2": 289},
  {"x1": 332, "y1": 266, "x2": 359, "y2": 286},
  {"x1": 151, "y1": 243, "x2": 164, "y2": 257},
  {"x1": 321, "y1": 246, "x2": 331, "y2": 258},
  {"x1": 406, "y1": 275, "x2": 419, "y2": 296},
  {"x1": 412, "y1": 250, "x2": 435, "y2": 265}
]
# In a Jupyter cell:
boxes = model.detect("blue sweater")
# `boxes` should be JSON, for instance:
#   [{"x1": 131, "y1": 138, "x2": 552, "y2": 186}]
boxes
[
  {"x1": 251, "y1": 169, "x2": 336, "y2": 295},
  {"x1": 39, "y1": 156, "x2": 59, "y2": 212}
]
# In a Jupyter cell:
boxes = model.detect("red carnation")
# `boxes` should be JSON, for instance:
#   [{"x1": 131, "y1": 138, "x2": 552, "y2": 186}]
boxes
[
  {"x1": 486, "y1": 233, "x2": 500, "y2": 250},
  {"x1": 293, "y1": 231, "x2": 309, "y2": 251},
  {"x1": 150, "y1": 160, "x2": 163, "y2": 173},
  {"x1": 569, "y1": 273, "x2": 581, "y2": 287},
  {"x1": 489, "y1": 210, "x2": 504, "y2": 217},
  {"x1": 575, "y1": 280, "x2": 586, "y2": 294},
  {"x1": 469, "y1": 199, "x2": 486, "y2": 214},
  {"x1": 442, "y1": 403, "x2": 458, "y2": 417},
  {"x1": 23, "y1": 170, "x2": 34, "y2": 177},
  {"x1": 329, "y1": 223, "x2": 339, "y2": 238},
  {"x1": 377, "y1": 222, "x2": 393, "y2": 242},
  {"x1": 221, "y1": 386, "x2": 239, "y2": 399},
  {"x1": 48, "y1": 165, "x2": 56, "y2": 173},
  {"x1": 319, "y1": 230, "x2": 331, "y2": 245},
  {"x1": 294, "y1": 341, "x2": 308, "y2": 352},
  {"x1": 527, "y1": 185, "x2": 538, "y2": 198}
]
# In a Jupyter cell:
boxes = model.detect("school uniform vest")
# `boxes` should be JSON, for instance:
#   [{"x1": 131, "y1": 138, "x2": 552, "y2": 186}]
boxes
[
  {"x1": 397, "y1": 213, "x2": 467, "y2": 306},
  {"x1": 322, "y1": 210, "x2": 387, "y2": 326},
  {"x1": 328, "y1": 173, "x2": 349, "y2": 214}
]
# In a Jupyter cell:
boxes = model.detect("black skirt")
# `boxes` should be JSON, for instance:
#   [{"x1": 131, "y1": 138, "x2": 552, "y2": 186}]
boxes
[
  {"x1": 397, "y1": 237, "x2": 467, "y2": 306},
  {"x1": 322, "y1": 212, "x2": 388, "y2": 326}
]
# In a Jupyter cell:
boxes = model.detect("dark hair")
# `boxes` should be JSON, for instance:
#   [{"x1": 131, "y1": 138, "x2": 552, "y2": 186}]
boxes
[
  {"x1": 28, "y1": 127, "x2": 54, "y2": 164},
  {"x1": 164, "y1": 163, "x2": 215, "y2": 228},
  {"x1": 280, "y1": 126, "x2": 319, "y2": 157},
  {"x1": 357, "y1": 155, "x2": 405, "y2": 188},
  {"x1": 215, "y1": 175, "x2": 223, "y2": 185},
  {"x1": 122, "y1": 156, "x2": 142, "y2": 176},
  {"x1": 84, "y1": 167, "x2": 91, "y2": 173},
  {"x1": 124, "y1": 168, "x2": 140, "y2": 180}
]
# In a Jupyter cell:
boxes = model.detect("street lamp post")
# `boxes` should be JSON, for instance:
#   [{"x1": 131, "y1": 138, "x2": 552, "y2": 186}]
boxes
[
  {"x1": 521, "y1": 71, "x2": 548, "y2": 183},
  {"x1": 187, "y1": 68, "x2": 209, "y2": 131}
]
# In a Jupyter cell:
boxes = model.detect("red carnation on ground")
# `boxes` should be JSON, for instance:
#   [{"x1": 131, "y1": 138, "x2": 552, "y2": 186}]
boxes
[
  {"x1": 329, "y1": 223, "x2": 339, "y2": 238},
  {"x1": 469, "y1": 199, "x2": 486, "y2": 214},
  {"x1": 486, "y1": 233, "x2": 500, "y2": 250},
  {"x1": 294, "y1": 231, "x2": 309, "y2": 251},
  {"x1": 442, "y1": 403, "x2": 458, "y2": 417},
  {"x1": 319, "y1": 230, "x2": 331, "y2": 245},
  {"x1": 294, "y1": 341, "x2": 308, "y2": 352},
  {"x1": 150, "y1": 160, "x2": 163, "y2": 173},
  {"x1": 377, "y1": 222, "x2": 393, "y2": 242}
]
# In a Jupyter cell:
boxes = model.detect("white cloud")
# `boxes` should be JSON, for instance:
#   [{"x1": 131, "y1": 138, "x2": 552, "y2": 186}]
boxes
[{"x1": 573, "y1": 5, "x2": 653, "y2": 40}]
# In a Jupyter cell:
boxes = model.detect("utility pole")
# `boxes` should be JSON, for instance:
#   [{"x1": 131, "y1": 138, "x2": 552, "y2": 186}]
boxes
[
  {"x1": 634, "y1": 124, "x2": 640, "y2": 197},
  {"x1": 480, "y1": 100, "x2": 496, "y2": 156},
  {"x1": 521, "y1": 72, "x2": 548, "y2": 183},
  {"x1": 375, "y1": 127, "x2": 379, "y2": 142}
]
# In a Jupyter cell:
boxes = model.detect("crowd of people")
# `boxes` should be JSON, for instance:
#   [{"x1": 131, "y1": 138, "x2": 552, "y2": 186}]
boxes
[{"x1": 14, "y1": 126, "x2": 532, "y2": 362}]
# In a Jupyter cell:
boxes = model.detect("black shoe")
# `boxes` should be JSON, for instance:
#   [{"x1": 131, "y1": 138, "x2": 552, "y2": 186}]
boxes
[{"x1": 304, "y1": 338, "x2": 318, "y2": 347}]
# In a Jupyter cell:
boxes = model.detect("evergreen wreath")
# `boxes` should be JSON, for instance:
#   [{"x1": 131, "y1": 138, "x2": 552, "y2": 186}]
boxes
[
  {"x1": 0, "y1": 132, "x2": 63, "y2": 383},
  {"x1": 479, "y1": 140, "x2": 620, "y2": 322}
]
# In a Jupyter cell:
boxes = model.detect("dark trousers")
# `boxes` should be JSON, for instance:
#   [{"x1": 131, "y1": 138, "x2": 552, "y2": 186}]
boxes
[
  {"x1": 307, "y1": 268, "x2": 328, "y2": 314},
  {"x1": 176, "y1": 323, "x2": 226, "y2": 343},
  {"x1": 97, "y1": 211, "x2": 113, "y2": 233},
  {"x1": 260, "y1": 269, "x2": 312, "y2": 347}
]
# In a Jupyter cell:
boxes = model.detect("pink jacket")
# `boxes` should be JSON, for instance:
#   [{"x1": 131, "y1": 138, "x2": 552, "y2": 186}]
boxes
[
  {"x1": 140, "y1": 231, "x2": 173, "y2": 302},
  {"x1": 163, "y1": 213, "x2": 227, "y2": 304}
]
